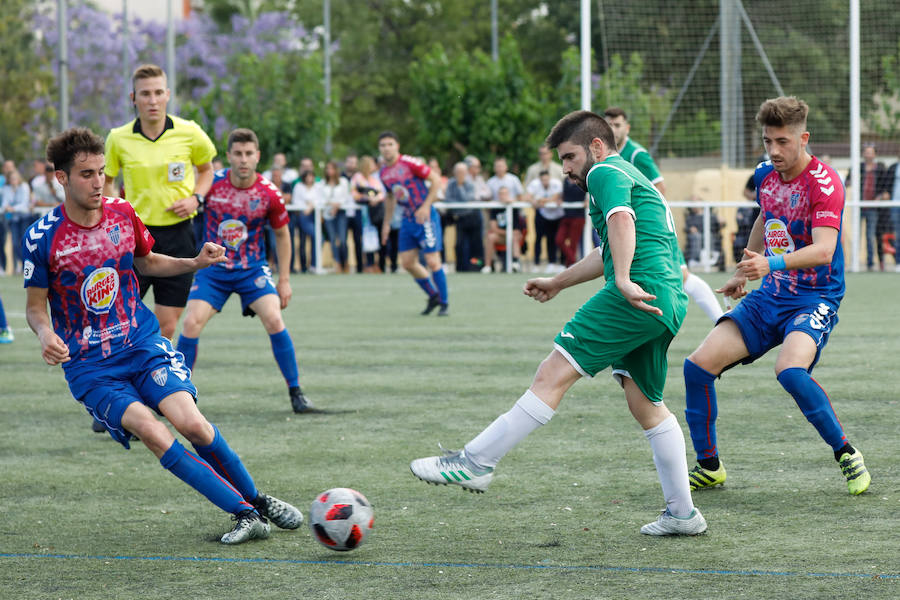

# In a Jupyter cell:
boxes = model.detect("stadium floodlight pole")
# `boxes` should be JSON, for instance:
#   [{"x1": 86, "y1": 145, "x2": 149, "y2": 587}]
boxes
[
  {"x1": 324, "y1": 0, "x2": 332, "y2": 156},
  {"x1": 580, "y1": 0, "x2": 592, "y2": 257},
  {"x1": 849, "y1": 0, "x2": 861, "y2": 272},
  {"x1": 491, "y1": 0, "x2": 498, "y2": 62},
  {"x1": 58, "y1": 0, "x2": 68, "y2": 131},
  {"x1": 166, "y1": 0, "x2": 176, "y2": 115},
  {"x1": 122, "y1": 0, "x2": 130, "y2": 102}
]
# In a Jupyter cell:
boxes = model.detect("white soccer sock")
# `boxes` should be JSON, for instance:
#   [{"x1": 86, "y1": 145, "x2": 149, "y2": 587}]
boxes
[
  {"x1": 464, "y1": 389, "x2": 556, "y2": 469},
  {"x1": 683, "y1": 273, "x2": 724, "y2": 322},
  {"x1": 644, "y1": 414, "x2": 694, "y2": 518}
]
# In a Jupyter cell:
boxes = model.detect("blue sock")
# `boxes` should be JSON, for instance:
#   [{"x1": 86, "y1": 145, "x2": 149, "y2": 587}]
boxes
[
  {"x1": 192, "y1": 424, "x2": 259, "y2": 501},
  {"x1": 777, "y1": 368, "x2": 848, "y2": 451},
  {"x1": 0, "y1": 296, "x2": 7, "y2": 329},
  {"x1": 160, "y1": 439, "x2": 254, "y2": 514},
  {"x1": 176, "y1": 334, "x2": 199, "y2": 370},
  {"x1": 269, "y1": 329, "x2": 299, "y2": 388},
  {"x1": 431, "y1": 267, "x2": 448, "y2": 304},
  {"x1": 415, "y1": 277, "x2": 438, "y2": 298},
  {"x1": 684, "y1": 359, "x2": 719, "y2": 461}
]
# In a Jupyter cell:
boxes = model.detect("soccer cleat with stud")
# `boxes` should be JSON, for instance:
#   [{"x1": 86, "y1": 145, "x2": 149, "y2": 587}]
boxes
[
  {"x1": 289, "y1": 386, "x2": 312, "y2": 413},
  {"x1": 437, "y1": 304, "x2": 449, "y2": 317},
  {"x1": 0, "y1": 327, "x2": 13, "y2": 343},
  {"x1": 253, "y1": 493, "x2": 304, "y2": 530},
  {"x1": 688, "y1": 463, "x2": 726, "y2": 491},
  {"x1": 421, "y1": 294, "x2": 441, "y2": 315},
  {"x1": 220, "y1": 509, "x2": 270, "y2": 544},
  {"x1": 838, "y1": 449, "x2": 870, "y2": 495},
  {"x1": 640, "y1": 508, "x2": 708, "y2": 536},
  {"x1": 410, "y1": 446, "x2": 493, "y2": 493}
]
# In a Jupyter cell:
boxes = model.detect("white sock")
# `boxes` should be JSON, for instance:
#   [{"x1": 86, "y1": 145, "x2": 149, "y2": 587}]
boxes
[
  {"x1": 643, "y1": 414, "x2": 694, "y2": 518},
  {"x1": 684, "y1": 273, "x2": 724, "y2": 322},
  {"x1": 464, "y1": 389, "x2": 555, "y2": 469}
]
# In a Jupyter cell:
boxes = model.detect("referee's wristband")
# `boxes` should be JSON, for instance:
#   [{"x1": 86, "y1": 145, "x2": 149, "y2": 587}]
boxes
[{"x1": 767, "y1": 254, "x2": 787, "y2": 272}]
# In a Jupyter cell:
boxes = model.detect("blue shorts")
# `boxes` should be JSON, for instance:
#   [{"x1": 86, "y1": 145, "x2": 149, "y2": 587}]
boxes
[
  {"x1": 189, "y1": 264, "x2": 277, "y2": 316},
  {"x1": 397, "y1": 207, "x2": 443, "y2": 254},
  {"x1": 64, "y1": 335, "x2": 197, "y2": 449},
  {"x1": 722, "y1": 289, "x2": 839, "y2": 372}
]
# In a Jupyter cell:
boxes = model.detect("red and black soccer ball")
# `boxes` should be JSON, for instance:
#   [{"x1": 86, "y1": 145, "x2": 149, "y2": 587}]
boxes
[{"x1": 309, "y1": 487, "x2": 374, "y2": 551}]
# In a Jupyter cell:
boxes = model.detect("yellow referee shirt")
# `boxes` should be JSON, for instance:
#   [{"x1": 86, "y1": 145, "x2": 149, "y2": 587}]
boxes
[{"x1": 105, "y1": 115, "x2": 217, "y2": 226}]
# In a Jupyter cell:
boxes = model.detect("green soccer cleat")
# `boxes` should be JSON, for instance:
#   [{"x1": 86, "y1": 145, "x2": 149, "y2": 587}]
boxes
[
  {"x1": 688, "y1": 463, "x2": 727, "y2": 491},
  {"x1": 838, "y1": 449, "x2": 870, "y2": 495},
  {"x1": 410, "y1": 446, "x2": 493, "y2": 493},
  {"x1": 0, "y1": 327, "x2": 13, "y2": 344}
]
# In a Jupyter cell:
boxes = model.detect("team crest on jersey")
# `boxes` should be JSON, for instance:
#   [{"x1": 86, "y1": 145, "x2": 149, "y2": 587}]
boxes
[
  {"x1": 106, "y1": 223, "x2": 121, "y2": 245},
  {"x1": 151, "y1": 367, "x2": 169, "y2": 386},
  {"x1": 218, "y1": 219, "x2": 248, "y2": 250},
  {"x1": 764, "y1": 219, "x2": 794, "y2": 255},
  {"x1": 80, "y1": 267, "x2": 120, "y2": 314},
  {"x1": 790, "y1": 191, "x2": 801, "y2": 208},
  {"x1": 249, "y1": 197, "x2": 261, "y2": 211}
]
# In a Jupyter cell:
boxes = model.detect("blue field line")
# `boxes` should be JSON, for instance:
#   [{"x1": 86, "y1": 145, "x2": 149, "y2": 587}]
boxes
[{"x1": 1, "y1": 552, "x2": 897, "y2": 579}]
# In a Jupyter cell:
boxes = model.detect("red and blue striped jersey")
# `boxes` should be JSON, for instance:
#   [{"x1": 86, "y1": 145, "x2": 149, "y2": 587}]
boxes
[
  {"x1": 22, "y1": 198, "x2": 157, "y2": 364},
  {"x1": 379, "y1": 155, "x2": 431, "y2": 221},
  {"x1": 754, "y1": 156, "x2": 845, "y2": 300},
  {"x1": 203, "y1": 169, "x2": 290, "y2": 270}
]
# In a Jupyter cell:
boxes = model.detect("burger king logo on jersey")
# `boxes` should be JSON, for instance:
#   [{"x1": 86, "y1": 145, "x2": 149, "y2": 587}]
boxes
[
  {"x1": 764, "y1": 219, "x2": 794, "y2": 255},
  {"x1": 218, "y1": 219, "x2": 248, "y2": 250},
  {"x1": 80, "y1": 267, "x2": 120, "y2": 315}
]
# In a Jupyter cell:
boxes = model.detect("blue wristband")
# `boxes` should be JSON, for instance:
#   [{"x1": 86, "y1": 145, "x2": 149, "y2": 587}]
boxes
[{"x1": 767, "y1": 254, "x2": 786, "y2": 272}]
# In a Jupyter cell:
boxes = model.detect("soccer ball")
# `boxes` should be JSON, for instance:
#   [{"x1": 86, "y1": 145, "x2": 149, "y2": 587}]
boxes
[{"x1": 309, "y1": 488, "x2": 374, "y2": 551}]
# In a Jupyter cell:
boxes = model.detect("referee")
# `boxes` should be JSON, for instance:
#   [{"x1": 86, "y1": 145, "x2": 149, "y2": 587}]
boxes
[{"x1": 104, "y1": 64, "x2": 216, "y2": 340}]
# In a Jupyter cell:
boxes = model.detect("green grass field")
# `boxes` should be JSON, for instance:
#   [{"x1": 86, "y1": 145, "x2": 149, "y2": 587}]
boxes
[{"x1": 1, "y1": 271, "x2": 898, "y2": 599}]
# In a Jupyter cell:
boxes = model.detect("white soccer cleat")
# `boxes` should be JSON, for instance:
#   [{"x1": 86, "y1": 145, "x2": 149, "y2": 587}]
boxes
[
  {"x1": 410, "y1": 447, "x2": 494, "y2": 493},
  {"x1": 220, "y1": 510, "x2": 271, "y2": 544},
  {"x1": 640, "y1": 508, "x2": 708, "y2": 536}
]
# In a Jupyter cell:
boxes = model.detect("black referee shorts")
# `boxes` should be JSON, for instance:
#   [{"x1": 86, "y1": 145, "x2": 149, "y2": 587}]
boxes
[{"x1": 137, "y1": 220, "x2": 196, "y2": 308}]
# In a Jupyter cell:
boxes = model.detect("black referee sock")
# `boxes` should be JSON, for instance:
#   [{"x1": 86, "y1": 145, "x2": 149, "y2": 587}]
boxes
[
  {"x1": 698, "y1": 456, "x2": 720, "y2": 471},
  {"x1": 834, "y1": 444, "x2": 856, "y2": 462}
]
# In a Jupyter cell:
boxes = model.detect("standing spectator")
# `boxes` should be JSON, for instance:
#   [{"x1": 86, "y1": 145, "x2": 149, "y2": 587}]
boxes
[
  {"x1": 555, "y1": 178, "x2": 586, "y2": 268},
  {"x1": 31, "y1": 162, "x2": 65, "y2": 212},
  {"x1": 378, "y1": 131, "x2": 449, "y2": 314},
  {"x1": 445, "y1": 161, "x2": 483, "y2": 272},
  {"x1": 484, "y1": 186, "x2": 524, "y2": 272},
  {"x1": 524, "y1": 144, "x2": 565, "y2": 187},
  {"x1": 485, "y1": 157, "x2": 527, "y2": 272},
  {"x1": 465, "y1": 155, "x2": 493, "y2": 203},
  {"x1": 0, "y1": 291, "x2": 11, "y2": 342},
  {"x1": 266, "y1": 165, "x2": 293, "y2": 273},
  {"x1": 350, "y1": 156, "x2": 387, "y2": 273},
  {"x1": 321, "y1": 160, "x2": 352, "y2": 273},
  {"x1": 299, "y1": 157, "x2": 316, "y2": 178},
  {"x1": 262, "y1": 152, "x2": 298, "y2": 185},
  {"x1": 343, "y1": 154, "x2": 365, "y2": 273},
  {"x1": 428, "y1": 158, "x2": 451, "y2": 264},
  {"x1": 527, "y1": 170, "x2": 564, "y2": 272},
  {"x1": 2, "y1": 169, "x2": 33, "y2": 273},
  {"x1": 884, "y1": 157, "x2": 900, "y2": 271},
  {"x1": 846, "y1": 144, "x2": 887, "y2": 270},
  {"x1": 104, "y1": 64, "x2": 216, "y2": 341},
  {"x1": 290, "y1": 169, "x2": 319, "y2": 273},
  {"x1": 29, "y1": 159, "x2": 48, "y2": 191}
]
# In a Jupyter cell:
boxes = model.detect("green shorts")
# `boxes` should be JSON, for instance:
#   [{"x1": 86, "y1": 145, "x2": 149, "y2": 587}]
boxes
[{"x1": 554, "y1": 286, "x2": 676, "y2": 404}]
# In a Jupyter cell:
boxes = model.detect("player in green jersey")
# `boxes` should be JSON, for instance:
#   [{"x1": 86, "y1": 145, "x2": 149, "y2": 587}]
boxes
[
  {"x1": 604, "y1": 107, "x2": 724, "y2": 323},
  {"x1": 410, "y1": 110, "x2": 706, "y2": 536}
]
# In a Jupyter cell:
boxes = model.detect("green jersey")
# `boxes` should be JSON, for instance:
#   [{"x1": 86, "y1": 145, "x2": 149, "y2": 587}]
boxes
[
  {"x1": 620, "y1": 137, "x2": 663, "y2": 185},
  {"x1": 585, "y1": 153, "x2": 686, "y2": 335}
]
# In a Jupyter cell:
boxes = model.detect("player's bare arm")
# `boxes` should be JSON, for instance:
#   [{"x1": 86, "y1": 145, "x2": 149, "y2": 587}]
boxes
[
  {"x1": 717, "y1": 212, "x2": 765, "y2": 298},
  {"x1": 25, "y1": 287, "x2": 70, "y2": 365},
  {"x1": 607, "y1": 211, "x2": 661, "y2": 316},
  {"x1": 414, "y1": 169, "x2": 441, "y2": 224},
  {"x1": 273, "y1": 225, "x2": 292, "y2": 309},
  {"x1": 381, "y1": 193, "x2": 396, "y2": 245},
  {"x1": 168, "y1": 161, "x2": 214, "y2": 218},
  {"x1": 135, "y1": 242, "x2": 226, "y2": 277},
  {"x1": 738, "y1": 226, "x2": 838, "y2": 281},
  {"x1": 103, "y1": 174, "x2": 117, "y2": 197},
  {"x1": 524, "y1": 248, "x2": 604, "y2": 303}
]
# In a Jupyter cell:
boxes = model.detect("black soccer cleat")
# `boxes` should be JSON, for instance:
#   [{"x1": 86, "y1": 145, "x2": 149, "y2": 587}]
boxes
[
  {"x1": 421, "y1": 294, "x2": 441, "y2": 315},
  {"x1": 437, "y1": 303, "x2": 449, "y2": 317},
  {"x1": 91, "y1": 418, "x2": 105, "y2": 433},
  {"x1": 289, "y1": 386, "x2": 312, "y2": 413}
]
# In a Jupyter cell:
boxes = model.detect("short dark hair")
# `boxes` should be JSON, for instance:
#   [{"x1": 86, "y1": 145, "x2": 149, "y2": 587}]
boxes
[
  {"x1": 756, "y1": 96, "x2": 808, "y2": 131},
  {"x1": 545, "y1": 110, "x2": 615, "y2": 153},
  {"x1": 603, "y1": 106, "x2": 627, "y2": 121},
  {"x1": 227, "y1": 128, "x2": 259, "y2": 151},
  {"x1": 377, "y1": 131, "x2": 398, "y2": 143},
  {"x1": 45, "y1": 127, "x2": 105, "y2": 175}
]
